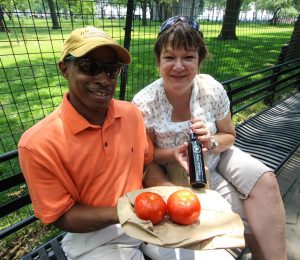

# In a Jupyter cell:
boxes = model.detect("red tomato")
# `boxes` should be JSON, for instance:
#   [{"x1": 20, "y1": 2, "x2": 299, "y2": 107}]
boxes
[
  {"x1": 167, "y1": 190, "x2": 201, "y2": 225},
  {"x1": 134, "y1": 192, "x2": 167, "y2": 225}
]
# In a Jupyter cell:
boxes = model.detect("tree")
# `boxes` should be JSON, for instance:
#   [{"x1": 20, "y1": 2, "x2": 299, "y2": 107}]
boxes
[
  {"x1": 190, "y1": 0, "x2": 195, "y2": 17},
  {"x1": 286, "y1": 13, "x2": 300, "y2": 61},
  {"x1": 196, "y1": 0, "x2": 205, "y2": 17},
  {"x1": 255, "y1": 0, "x2": 300, "y2": 25},
  {"x1": 0, "y1": 4, "x2": 8, "y2": 32},
  {"x1": 204, "y1": 0, "x2": 226, "y2": 21},
  {"x1": 218, "y1": 0, "x2": 242, "y2": 40},
  {"x1": 140, "y1": 0, "x2": 147, "y2": 25},
  {"x1": 148, "y1": 0, "x2": 154, "y2": 20},
  {"x1": 153, "y1": 0, "x2": 166, "y2": 21},
  {"x1": 97, "y1": 1, "x2": 109, "y2": 19},
  {"x1": 0, "y1": 0, "x2": 14, "y2": 32},
  {"x1": 46, "y1": 0, "x2": 61, "y2": 29}
]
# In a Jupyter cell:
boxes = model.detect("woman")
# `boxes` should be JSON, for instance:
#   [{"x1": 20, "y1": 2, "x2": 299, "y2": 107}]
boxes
[{"x1": 133, "y1": 16, "x2": 286, "y2": 260}]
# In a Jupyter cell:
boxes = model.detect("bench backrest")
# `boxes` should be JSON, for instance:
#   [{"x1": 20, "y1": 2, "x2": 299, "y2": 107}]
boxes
[
  {"x1": 222, "y1": 58, "x2": 300, "y2": 115},
  {"x1": 1, "y1": 58, "x2": 300, "y2": 241},
  {"x1": 0, "y1": 150, "x2": 36, "y2": 240}
]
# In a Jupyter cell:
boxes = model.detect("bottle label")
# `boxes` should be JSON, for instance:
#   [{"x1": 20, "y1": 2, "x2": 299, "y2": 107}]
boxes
[{"x1": 193, "y1": 143, "x2": 204, "y2": 174}]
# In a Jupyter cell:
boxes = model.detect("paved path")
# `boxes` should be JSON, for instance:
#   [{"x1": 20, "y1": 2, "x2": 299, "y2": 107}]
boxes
[{"x1": 276, "y1": 146, "x2": 300, "y2": 260}]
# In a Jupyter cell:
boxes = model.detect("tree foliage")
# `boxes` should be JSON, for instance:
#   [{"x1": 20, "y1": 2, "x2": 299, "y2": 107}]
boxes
[{"x1": 255, "y1": 0, "x2": 300, "y2": 24}]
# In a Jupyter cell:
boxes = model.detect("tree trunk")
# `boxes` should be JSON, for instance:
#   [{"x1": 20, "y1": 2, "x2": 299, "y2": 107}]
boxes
[
  {"x1": 199, "y1": 0, "x2": 204, "y2": 15},
  {"x1": 269, "y1": 8, "x2": 280, "y2": 26},
  {"x1": 46, "y1": 0, "x2": 61, "y2": 29},
  {"x1": 148, "y1": 0, "x2": 153, "y2": 20},
  {"x1": 101, "y1": 6, "x2": 105, "y2": 19},
  {"x1": 166, "y1": 0, "x2": 173, "y2": 18},
  {"x1": 218, "y1": 0, "x2": 242, "y2": 40},
  {"x1": 190, "y1": 0, "x2": 195, "y2": 17},
  {"x1": 0, "y1": 5, "x2": 8, "y2": 32},
  {"x1": 285, "y1": 14, "x2": 300, "y2": 61},
  {"x1": 163, "y1": 3, "x2": 168, "y2": 21},
  {"x1": 141, "y1": 0, "x2": 147, "y2": 26}
]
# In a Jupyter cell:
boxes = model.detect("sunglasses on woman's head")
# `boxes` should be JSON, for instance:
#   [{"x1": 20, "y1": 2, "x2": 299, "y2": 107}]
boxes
[
  {"x1": 159, "y1": 16, "x2": 200, "y2": 35},
  {"x1": 64, "y1": 55, "x2": 124, "y2": 79}
]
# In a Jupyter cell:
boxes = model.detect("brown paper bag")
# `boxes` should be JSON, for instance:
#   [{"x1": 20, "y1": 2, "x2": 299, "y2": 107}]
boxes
[{"x1": 117, "y1": 186, "x2": 245, "y2": 250}]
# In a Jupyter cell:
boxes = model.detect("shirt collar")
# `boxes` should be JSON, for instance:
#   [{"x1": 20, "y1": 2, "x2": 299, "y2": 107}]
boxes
[{"x1": 61, "y1": 93, "x2": 122, "y2": 134}]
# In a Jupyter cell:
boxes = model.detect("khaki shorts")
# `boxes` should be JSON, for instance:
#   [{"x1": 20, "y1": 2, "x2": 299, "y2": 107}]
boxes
[{"x1": 217, "y1": 145, "x2": 272, "y2": 199}]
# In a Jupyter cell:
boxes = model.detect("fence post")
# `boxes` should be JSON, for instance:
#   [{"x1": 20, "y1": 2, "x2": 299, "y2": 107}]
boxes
[
  {"x1": 119, "y1": 0, "x2": 134, "y2": 100},
  {"x1": 263, "y1": 44, "x2": 288, "y2": 106}
]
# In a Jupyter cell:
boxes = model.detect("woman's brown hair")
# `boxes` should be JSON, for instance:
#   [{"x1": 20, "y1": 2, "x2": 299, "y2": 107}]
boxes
[{"x1": 154, "y1": 22, "x2": 208, "y2": 66}]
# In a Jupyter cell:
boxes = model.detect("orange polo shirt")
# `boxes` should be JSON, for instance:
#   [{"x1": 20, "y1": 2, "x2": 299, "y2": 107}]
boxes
[{"x1": 18, "y1": 93, "x2": 153, "y2": 224}]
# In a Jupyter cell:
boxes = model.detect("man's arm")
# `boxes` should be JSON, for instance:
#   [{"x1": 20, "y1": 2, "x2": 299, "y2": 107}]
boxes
[
  {"x1": 56, "y1": 161, "x2": 173, "y2": 232},
  {"x1": 53, "y1": 204, "x2": 118, "y2": 233}
]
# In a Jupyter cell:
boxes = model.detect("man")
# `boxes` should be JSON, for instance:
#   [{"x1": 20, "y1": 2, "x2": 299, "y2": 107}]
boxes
[{"x1": 18, "y1": 26, "x2": 235, "y2": 260}]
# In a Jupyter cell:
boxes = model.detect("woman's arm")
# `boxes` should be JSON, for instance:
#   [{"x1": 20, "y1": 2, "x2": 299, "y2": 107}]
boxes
[
  {"x1": 192, "y1": 113, "x2": 236, "y2": 153},
  {"x1": 149, "y1": 112, "x2": 236, "y2": 166},
  {"x1": 211, "y1": 113, "x2": 236, "y2": 153},
  {"x1": 148, "y1": 130, "x2": 183, "y2": 165}
]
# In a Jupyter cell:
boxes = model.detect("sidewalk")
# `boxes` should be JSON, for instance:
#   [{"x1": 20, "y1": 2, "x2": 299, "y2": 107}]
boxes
[{"x1": 276, "y1": 146, "x2": 300, "y2": 260}]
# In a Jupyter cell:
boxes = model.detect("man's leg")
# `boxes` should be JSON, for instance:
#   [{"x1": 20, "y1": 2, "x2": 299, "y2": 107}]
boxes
[
  {"x1": 141, "y1": 243, "x2": 235, "y2": 260},
  {"x1": 62, "y1": 225, "x2": 145, "y2": 260},
  {"x1": 76, "y1": 233, "x2": 145, "y2": 260}
]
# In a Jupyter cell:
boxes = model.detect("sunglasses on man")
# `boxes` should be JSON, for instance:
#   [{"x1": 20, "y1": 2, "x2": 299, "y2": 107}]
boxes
[
  {"x1": 64, "y1": 55, "x2": 124, "y2": 79},
  {"x1": 159, "y1": 16, "x2": 201, "y2": 35}
]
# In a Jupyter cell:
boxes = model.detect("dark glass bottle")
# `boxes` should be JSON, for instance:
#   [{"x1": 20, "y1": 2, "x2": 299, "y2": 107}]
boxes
[{"x1": 188, "y1": 128, "x2": 207, "y2": 188}]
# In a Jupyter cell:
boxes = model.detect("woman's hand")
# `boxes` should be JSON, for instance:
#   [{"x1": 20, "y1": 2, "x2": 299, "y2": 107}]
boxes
[
  {"x1": 173, "y1": 142, "x2": 208, "y2": 174},
  {"x1": 190, "y1": 114, "x2": 236, "y2": 153},
  {"x1": 173, "y1": 142, "x2": 189, "y2": 172},
  {"x1": 190, "y1": 117, "x2": 211, "y2": 150}
]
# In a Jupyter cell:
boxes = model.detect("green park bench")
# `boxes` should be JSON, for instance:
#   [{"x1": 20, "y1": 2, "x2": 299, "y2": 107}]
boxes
[{"x1": 1, "y1": 58, "x2": 300, "y2": 259}]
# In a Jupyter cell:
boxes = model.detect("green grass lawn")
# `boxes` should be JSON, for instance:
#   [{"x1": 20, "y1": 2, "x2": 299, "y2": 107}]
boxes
[
  {"x1": 0, "y1": 17, "x2": 295, "y2": 152},
  {"x1": 0, "y1": 16, "x2": 297, "y2": 258}
]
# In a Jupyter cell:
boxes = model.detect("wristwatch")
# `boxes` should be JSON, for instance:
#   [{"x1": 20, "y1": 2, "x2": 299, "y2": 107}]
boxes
[{"x1": 210, "y1": 136, "x2": 218, "y2": 150}]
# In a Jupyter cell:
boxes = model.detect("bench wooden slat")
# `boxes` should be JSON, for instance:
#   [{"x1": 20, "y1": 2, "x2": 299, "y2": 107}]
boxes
[
  {"x1": 227, "y1": 62, "x2": 300, "y2": 96},
  {"x1": 235, "y1": 93, "x2": 300, "y2": 172},
  {"x1": 0, "y1": 150, "x2": 18, "y2": 162},
  {"x1": 0, "y1": 215, "x2": 37, "y2": 240},
  {"x1": 37, "y1": 247, "x2": 49, "y2": 259},
  {"x1": 20, "y1": 233, "x2": 67, "y2": 260},
  {"x1": 51, "y1": 237, "x2": 67, "y2": 259},
  {"x1": 21, "y1": 254, "x2": 33, "y2": 260},
  {"x1": 0, "y1": 194, "x2": 32, "y2": 218},
  {"x1": 0, "y1": 172, "x2": 26, "y2": 192}
]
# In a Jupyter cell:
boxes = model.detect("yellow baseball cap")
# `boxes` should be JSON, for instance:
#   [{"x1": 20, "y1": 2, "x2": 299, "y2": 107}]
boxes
[{"x1": 60, "y1": 26, "x2": 131, "y2": 64}]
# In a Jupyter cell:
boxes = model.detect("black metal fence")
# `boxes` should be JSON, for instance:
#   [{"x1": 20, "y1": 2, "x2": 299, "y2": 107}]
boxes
[{"x1": 0, "y1": 0, "x2": 299, "y2": 152}]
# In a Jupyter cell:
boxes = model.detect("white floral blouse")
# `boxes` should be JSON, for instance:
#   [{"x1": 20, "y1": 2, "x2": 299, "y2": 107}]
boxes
[{"x1": 132, "y1": 74, "x2": 230, "y2": 181}]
